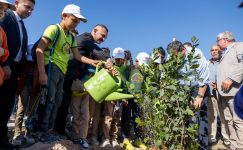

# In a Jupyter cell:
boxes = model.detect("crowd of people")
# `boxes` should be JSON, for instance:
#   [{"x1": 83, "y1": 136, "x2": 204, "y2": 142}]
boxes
[{"x1": 0, "y1": 1, "x2": 242, "y2": 150}]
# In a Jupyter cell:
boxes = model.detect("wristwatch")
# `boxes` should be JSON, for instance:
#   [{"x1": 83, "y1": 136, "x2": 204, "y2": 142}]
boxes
[{"x1": 197, "y1": 93, "x2": 204, "y2": 98}]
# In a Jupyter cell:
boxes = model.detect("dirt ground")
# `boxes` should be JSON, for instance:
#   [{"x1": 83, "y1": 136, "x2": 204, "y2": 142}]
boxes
[
  {"x1": 15, "y1": 139, "x2": 227, "y2": 150},
  {"x1": 8, "y1": 115, "x2": 227, "y2": 150},
  {"x1": 18, "y1": 140, "x2": 124, "y2": 150}
]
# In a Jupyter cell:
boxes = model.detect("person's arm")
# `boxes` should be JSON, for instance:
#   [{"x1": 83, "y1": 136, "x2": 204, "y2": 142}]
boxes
[
  {"x1": 124, "y1": 50, "x2": 133, "y2": 66},
  {"x1": 36, "y1": 37, "x2": 50, "y2": 85},
  {"x1": 192, "y1": 85, "x2": 208, "y2": 109},
  {"x1": 71, "y1": 48, "x2": 100, "y2": 67},
  {"x1": 0, "y1": 28, "x2": 10, "y2": 80},
  {"x1": 0, "y1": 14, "x2": 11, "y2": 79},
  {"x1": 0, "y1": 28, "x2": 9, "y2": 61},
  {"x1": 192, "y1": 49, "x2": 210, "y2": 109},
  {"x1": 91, "y1": 47, "x2": 109, "y2": 61},
  {"x1": 77, "y1": 36, "x2": 108, "y2": 61}
]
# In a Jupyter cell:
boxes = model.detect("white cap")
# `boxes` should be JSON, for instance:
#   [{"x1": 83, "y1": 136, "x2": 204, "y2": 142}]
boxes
[
  {"x1": 136, "y1": 52, "x2": 150, "y2": 66},
  {"x1": 62, "y1": 4, "x2": 87, "y2": 23},
  {"x1": 112, "y1": 47, "x2": 125, "y2": 59},
  {"x1": 0, "y1": 0, "x2": 16, "y2": 10}
]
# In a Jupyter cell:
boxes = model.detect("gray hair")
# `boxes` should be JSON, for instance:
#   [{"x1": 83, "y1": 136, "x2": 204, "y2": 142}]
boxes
[{"x1": 217, "y1": 31, "x2": 235, "y2": 42}]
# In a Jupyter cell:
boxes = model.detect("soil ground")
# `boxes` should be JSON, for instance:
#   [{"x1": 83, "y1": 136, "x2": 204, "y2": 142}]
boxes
[{"x1": 8, "y1": 114, "x2": 227, "y2": 150}]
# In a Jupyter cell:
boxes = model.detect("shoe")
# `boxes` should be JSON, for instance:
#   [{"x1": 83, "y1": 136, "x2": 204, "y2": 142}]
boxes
[
  {"x1": 73, "y1": 138, "x2": 89, "y2": 149},
  {"x1": 138, "y1": 143, "x2": 147, "y2": 150},
  {"x1": 0, "y1": 136, "x2": 19, "y2": 149},
  {"x1": 24, "y1": 135, "x2": 35, "y2": 145},
  {"x1": 51, "y1": 130, "x2": 67, "y2": 140},
  {"x1": 208, "y1": 139, "x2": 217, "y2": 146},
  {"x1": 111, "y1": 139, "x2": 119, "y2": 147},
  {"x1": 135, "y1": 140, "x2": 147, "y2": 150},
  {"x1": 100, "y1": 139, "x2": 111, "y2": 147},
  {"x1": 208, "y1": 142, "x2": 217, "y2": 146},
  {"x1": 39, "y1": 133, "x2": 60, "y2": 143},
  {"x1": 90, "y1": 136, "x2": 99, "y2": 146},
  {"x1": 223, "y1": 139, "x2": 231, "y2": 147},
  {"x1": 12, "y1": 135, "x2": 24, "y2": 145},
  {"x1": 123, "y1": 139, "x2": 134, "y2": 150}
]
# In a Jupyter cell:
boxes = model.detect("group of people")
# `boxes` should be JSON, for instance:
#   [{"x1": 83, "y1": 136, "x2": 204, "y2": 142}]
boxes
[
  {"x1": 207, "y1": 32, "x2": 243, "y2": 150},
  {"x1": 0, "y1": 1, "x2": 242, "y2": 150}
]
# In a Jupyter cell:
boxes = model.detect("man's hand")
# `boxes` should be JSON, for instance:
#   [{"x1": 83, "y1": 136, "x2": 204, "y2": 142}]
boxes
[
  {"x1": 3, "y1": 66, "x2": 11, "y2": 80},
  {"x1": 122, "y1": 99, "x2": 128, "y2": 106},
  {"x1": 110, "y1": 68, "x2": 118, "y2": 76},
  {"x1": 91, "y1": 60, "x2": 101, "y2": 67},
  {"x1": 211, "y1": 82, "x2": 217, "y2": 89},
  {"x1": 190, "y1": 96, "x2": 203, "y2": 109},
  {"x1": 105, "y1": 60, "x2": 119, "y2": 76},
  {"x1": 221, "y1": 79, "x2": 233, "y2": 92},
  {"x1": 39, "y1": 72, "x2": 48, "y2": 85}
]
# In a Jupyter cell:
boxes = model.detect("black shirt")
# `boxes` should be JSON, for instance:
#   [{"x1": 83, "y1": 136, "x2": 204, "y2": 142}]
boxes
[{"x1": 65, "y1": 32, "x2": 109, "y2": 79}]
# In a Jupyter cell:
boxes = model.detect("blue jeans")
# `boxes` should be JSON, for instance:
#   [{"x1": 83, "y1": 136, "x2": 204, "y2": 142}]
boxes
[{"x1": 40, "y1": 64, "x2": 64, "y2": 132}]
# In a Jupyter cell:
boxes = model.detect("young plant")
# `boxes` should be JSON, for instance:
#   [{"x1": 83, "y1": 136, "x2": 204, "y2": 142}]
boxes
[{"x1": 136, "y1": 37, "x2": 201, "y2": 150}]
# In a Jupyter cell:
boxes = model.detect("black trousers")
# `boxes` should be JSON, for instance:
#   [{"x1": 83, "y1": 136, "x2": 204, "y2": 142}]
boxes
[
  {"x1": 121, "y1": 99, "x2": 144, "y2": 139},
  {"x1": 54, "y1": 77, "x2": 73, "y2": 135},
  {"x1": 0, "y1": 62, "x2": 22, "y2": 138}
]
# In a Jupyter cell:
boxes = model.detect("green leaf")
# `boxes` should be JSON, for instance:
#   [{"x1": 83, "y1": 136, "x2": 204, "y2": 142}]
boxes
[
  {"x1": 165, "y1": 85, "x2": 177, "y2": 90},
  {"x1": 185, "y1": 108, "x2": 194, "y2": 116},
  {"x1": 191, "y1": 36, "x2": 197, "y2": 43},
  {"x1": 155, "y1": 139, "x2": 162, "y2": 146},
  {"x1": 135, "y1": 117, "x2": 142, "y2": 126},
  {"x1": 160, "y1": 89, "x2": 165, "y2": 97}
]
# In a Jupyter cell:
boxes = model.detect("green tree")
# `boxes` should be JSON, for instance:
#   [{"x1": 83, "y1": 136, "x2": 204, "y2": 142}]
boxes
[{"x1": 137, "y1": 37, "x2": 201, "y2": 150}]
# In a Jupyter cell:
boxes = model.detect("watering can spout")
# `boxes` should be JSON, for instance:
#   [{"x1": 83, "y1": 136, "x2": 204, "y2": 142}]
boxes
[{"x1": 105, "y1": 92, "x2": 134, "y2": 101}]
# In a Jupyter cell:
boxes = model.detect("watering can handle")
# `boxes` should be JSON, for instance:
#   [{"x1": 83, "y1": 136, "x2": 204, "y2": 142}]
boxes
[
  {"x1": 96, "y1": 61, "x2": 106, "y2": 73},
  {"x1": 116, "y1": 76, "x2": 122, "y2": 87},
  {"x1": 96, "y1": 61, "x2": 122, "y2": 87}
]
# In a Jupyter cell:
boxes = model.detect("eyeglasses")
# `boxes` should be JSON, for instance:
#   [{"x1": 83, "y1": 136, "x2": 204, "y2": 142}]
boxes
[
  {"x1": 217, "y1": 38, "x2": 226, "y2": 43},
  {"x1": 99, "y1": 32, "x2": 107, "y2": 40},
  {"x1": 211, "y1": 49, "x2": 220, "y2": 51}
]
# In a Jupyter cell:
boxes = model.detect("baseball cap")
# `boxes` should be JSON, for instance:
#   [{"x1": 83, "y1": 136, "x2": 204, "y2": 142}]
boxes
[
  {"x1": 234, "y1": 86, "x2": 243, "y2": 119},
  {"x1": 62, "y1": 4, "x2": 87, "y2": 23},
  {"x1": 0, "y1": 0, "x2": 16, "y2": 10},
  {"x1": 112, "y1": 47, "x2": 125, "y2": 59},
  {"x1": 136, "y1": 52, "x2": 150, "y2": 66}
]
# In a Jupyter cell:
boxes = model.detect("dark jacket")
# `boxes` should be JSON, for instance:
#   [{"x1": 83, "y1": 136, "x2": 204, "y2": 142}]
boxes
[
  {"x1": 76, "y1": 32, "x2": 109, "y2": 59},
  {"x1": 66, "y1": 32, "x2": 109, "y2": 79},
  {"x1": 0, "y1": 9, "x2": 28, "y2": 66}
]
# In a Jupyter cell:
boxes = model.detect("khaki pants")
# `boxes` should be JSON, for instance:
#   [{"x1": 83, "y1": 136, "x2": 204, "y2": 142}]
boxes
[
  {"x1": 70, "y1": 94, "x2": 89, "y2": 140},
  {"x1": 221, "y1": 96, "x2": 243, "y2": 149},
  {"x1": 102, "y1": 101, "x2": 120, "y2": 140},
  {"x1": 14, "y1": 85, "x2": 35, "y2": 136},
  {"x1": 89, "y1": 97, "x2": 101, "y2": 137},
  {"x1": 207, "y1": 94, "x2": 229, "y2": 142}
]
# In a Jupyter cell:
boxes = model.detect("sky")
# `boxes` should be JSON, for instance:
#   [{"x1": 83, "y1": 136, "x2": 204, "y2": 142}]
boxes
[{"x1": 13, "y1": 0, "x2": 243, "y2": 59}]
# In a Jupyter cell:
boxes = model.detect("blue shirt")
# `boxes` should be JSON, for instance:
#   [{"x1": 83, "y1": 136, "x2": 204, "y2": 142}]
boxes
[
  {"x1": 208, "y1": 59, "x2": 219, "y2": 95},
  {"x1": 179, "y1": 47, "x2": 210, "y2": 87}
]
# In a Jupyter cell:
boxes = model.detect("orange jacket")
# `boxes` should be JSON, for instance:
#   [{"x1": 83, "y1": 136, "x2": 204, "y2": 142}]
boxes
[{"x1": 0, "y1": 27, "x2": 10, "y2": 86}]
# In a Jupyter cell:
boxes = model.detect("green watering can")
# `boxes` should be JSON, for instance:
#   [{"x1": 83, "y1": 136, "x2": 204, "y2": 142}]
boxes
[{"x1": 84, "y1": 63, "x2": 134, "y2": 103}]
